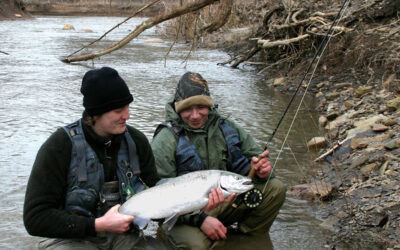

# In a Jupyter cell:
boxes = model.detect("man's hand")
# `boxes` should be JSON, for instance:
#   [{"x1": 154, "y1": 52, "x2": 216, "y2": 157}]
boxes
[
  {"x1": 202, "y1": 188, "x2": 235, "y2": 212},
  {"x1": 200, "y1": 216, "x2": 227, "y2": 240},
  {"x1": 95, "y1": 204, "x2": 134, "y2": 234},
  {"x1": 251, "y1": 150, "x2": 272, "y2": 179}
]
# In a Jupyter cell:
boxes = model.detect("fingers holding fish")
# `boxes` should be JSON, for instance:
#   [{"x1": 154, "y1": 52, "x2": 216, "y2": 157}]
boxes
[
  {"x1": 203, "y1": 188, "x2": 225, "y2": 211},
  {"x1": 203, "y1": 188, "x2": 237, "y2": 212},
  {"x1": 95, "y1": 204, "x2": 134, "y2": 234}
]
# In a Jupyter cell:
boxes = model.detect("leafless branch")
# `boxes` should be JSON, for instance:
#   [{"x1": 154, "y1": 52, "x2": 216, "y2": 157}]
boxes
[{"x1": 62, "y1": 0, "x2": 220, "y2": 63}]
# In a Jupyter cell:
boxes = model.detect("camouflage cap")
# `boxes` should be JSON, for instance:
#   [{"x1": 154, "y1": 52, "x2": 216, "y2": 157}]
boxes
[{"x1": 174, "y1": 72, "x2": 213, "y2": 113}]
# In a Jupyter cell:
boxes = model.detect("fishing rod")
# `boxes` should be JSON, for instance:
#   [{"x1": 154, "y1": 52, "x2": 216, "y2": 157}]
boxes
[{"x1": 235, "y1": 0, "x2": 350, "y2": 208}]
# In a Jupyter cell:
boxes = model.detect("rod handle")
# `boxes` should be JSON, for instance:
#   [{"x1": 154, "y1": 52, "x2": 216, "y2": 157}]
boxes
[{"x1": 248, "y1": 154, "x2": 263, "y2": 179}]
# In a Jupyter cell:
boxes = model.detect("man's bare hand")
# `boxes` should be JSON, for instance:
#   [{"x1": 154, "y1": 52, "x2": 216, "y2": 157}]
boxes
[
  {"x1": 202, "y1": 188, "x2": 235, "y2": 212},
  {"x1": 251, "y1": 150, "x2": 272, "y2": 179},
  {"x1": 200, "y1": 216, "x2": 227, "y2": 240},
  {"x1": 95, "y1": 204, "x2": 134, "y2": 233}
]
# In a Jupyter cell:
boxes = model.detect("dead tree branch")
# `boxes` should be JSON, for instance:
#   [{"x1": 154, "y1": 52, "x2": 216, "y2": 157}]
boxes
[
  {"x1": 164, "y1": 0, "x2": 184, "y2": 66},
  {"x1": 67, "y1": 0, "x2": 161, "y2": 58},
  {"x1": 273, "y1": 16, "x2": 327, "y2": 29},
  {"x1": 231, "y1": 47, "x2": 260, "y2": 68},
  {"x1": 257, "y1": 34, "x2": 310, "y2": 48},
  {"x1": 292, "y1": 8, "x2": 305, "y2": 23},
  {"x1": 200, "y1": 0, "x2": 233, "y2": 34},
  {"x1": 62, "y1": 0, "x2": 220, "y2": 63},
  {"x1": 314, "y1": 138, "x2": 351, "y2": 162}
]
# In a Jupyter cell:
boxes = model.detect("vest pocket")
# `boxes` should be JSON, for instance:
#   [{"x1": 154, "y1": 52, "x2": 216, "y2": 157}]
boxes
[
  {"x1": 100, "y1": 181, "x2": 121, "y2": 215},
  {"x1": 65, "y1": 188, "x2": 98, "y2": 217}
]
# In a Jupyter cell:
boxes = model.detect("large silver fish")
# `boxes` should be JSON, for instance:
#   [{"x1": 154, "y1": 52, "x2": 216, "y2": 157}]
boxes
[{"x1": 119, "y1": 170, "x2": 253, "y2": 230}]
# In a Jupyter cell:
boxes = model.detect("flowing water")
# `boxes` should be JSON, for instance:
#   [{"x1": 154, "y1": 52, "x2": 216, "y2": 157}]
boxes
[{"x1": 0, "y1": 16, "x2": 330, "y2": 249}]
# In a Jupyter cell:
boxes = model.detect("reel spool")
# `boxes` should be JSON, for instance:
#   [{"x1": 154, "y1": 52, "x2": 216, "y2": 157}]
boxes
[{"x1": 243, "y1": 188, "x2": 263, "y2": 208}]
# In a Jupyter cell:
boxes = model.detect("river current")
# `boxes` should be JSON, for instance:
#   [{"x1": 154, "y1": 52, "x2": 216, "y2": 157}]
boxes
[{"x1": 0, "y1": 16, "x2": 329, "y2": 249}]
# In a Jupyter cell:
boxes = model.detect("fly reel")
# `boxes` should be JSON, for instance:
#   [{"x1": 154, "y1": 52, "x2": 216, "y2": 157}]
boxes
[
  {"x1": 243, "y1": 188, "x2": 263, "y2": 208},
  {"x1": 232, "y1": 188, "x2": 263, "y2": 209}
]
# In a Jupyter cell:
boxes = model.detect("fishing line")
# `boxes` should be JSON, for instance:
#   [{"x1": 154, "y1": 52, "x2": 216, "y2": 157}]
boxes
[{"x1": 261, "y1": 0, "x2": 350, "y2": 193}]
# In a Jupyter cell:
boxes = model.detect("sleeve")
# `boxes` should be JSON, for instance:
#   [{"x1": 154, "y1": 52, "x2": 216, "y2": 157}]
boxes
[
  {"x1": 128, "y1": 127, "x2": 160, "y2": 187},
  {"x1": 23, "y1": 128, "x2": 96, "y2": 238},
  {"x1": 150, "y1": 127, "x2": 178, "y2": 179}
]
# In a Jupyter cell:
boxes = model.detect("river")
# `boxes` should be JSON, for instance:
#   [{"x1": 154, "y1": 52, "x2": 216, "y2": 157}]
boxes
[{"x1": 0, "y1": 16, "x2": 330, "y2": 249}]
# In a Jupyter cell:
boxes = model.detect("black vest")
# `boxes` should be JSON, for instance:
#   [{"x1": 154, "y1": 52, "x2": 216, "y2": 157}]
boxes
[{"x1": 63, "y1": 119, "x2": 145, "y2": 217}]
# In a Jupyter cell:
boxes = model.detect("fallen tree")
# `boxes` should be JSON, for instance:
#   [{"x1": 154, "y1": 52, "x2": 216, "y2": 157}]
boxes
[{"x1": 62, "y1": 0, "x2": 233, "y2": 63}]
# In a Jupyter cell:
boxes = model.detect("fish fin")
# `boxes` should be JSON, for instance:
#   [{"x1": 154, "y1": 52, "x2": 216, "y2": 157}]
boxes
[
  {"x1": 133, "y1": 216, "x2": 151, "y2": 230},
  {"x1": 164, "y1": 213, "x2": 179, "y2": 231}
]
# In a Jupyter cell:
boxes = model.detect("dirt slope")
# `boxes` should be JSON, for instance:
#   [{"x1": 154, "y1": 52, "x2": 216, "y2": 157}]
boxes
[{"x1": 0, "y1": 0, "x2": 31, "y2": 20}]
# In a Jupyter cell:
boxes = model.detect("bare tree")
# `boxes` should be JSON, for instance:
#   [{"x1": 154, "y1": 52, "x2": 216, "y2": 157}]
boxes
[{"x1": 63, "y1": 0, "x2": 232, "y2": 63}]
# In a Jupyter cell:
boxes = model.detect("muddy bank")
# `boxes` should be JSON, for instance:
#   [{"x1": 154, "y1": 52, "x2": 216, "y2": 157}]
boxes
[
  {"x1": 316, "y1": 77, "x2": 400, "y2": 249},
  {"x1": 0, "y1": 0, "x2": 32, "y2": 20},
  {"x1": 279, "y1": 73, "x2": 400, "y2": 249},
  {"x1": 20, "y1": 0, "x2": 163, "y2": 17}
]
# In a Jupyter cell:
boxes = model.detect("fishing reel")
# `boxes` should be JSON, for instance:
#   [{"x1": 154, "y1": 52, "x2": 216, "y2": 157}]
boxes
[
  {"x1": 232, "y1": 188, "x2": 263, "y2": 209},
  {"x1": 243, "y1": 188, "x2": 263, "y2": 208}
]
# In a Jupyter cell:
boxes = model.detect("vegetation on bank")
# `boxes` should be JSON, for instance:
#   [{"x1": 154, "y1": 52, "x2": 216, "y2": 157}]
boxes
[{"x1": 160, "y1": 0, "x2": 399, "y2": 86}]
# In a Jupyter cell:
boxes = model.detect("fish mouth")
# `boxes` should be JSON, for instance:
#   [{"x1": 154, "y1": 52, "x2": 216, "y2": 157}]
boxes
[
  {"x1": 243, "y1": 180, "x2": 252, "y2": 185},
  {"x1": 220, "y1": 180, "x2": 253, "y2": 193}
]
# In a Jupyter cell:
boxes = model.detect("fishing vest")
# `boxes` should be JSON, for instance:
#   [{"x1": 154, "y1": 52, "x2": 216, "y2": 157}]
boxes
[
  {"x1": 155, "y1": 119, "x2": 251, "y2": 176},
  {"x1": 63, "y1": 119, "x2": 145, "y2": 217}
]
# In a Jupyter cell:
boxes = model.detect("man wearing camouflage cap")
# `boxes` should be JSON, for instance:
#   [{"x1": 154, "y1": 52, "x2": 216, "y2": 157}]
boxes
[{"x1": 152, "y1": 72, "x2": 286, "y2": 249}]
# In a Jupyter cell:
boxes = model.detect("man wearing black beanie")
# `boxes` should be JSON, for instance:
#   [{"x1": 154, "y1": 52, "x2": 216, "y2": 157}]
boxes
[{"x1": 23, "y1": 67, "x2": 170, "y2": 249}]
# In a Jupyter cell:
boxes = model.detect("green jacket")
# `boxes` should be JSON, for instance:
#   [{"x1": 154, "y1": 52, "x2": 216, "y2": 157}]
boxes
[{"x1": 151, "y1": 98, "x2": 266, "y2": 227}]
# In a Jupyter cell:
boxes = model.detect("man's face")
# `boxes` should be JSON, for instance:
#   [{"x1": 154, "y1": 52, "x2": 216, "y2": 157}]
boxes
[
  {"x1": 180, "y1": 105, "x2": 209, "y2": 129},
  {"x1": 92, "y1": 105, "x2": 130, "y2": 138}
]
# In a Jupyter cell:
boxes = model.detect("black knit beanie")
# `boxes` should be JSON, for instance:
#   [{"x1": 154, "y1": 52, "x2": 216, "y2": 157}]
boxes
[
  {"x1": 174, "y1": 72, "x2": 213, "y2": 113},
  {"x1": 80, "y1": 67, "x2": 133, "y2": 116}
]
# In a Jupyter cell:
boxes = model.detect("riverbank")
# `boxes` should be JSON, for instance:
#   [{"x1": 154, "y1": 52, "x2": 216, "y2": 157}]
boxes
[
  {"x1": 0, "y1": 0, "x2": 32, "y2": 20},
  {"x1": 19, "y1": 0, "x2": 163, "y2": 17},
  {"x1": 284, "y1": 72, "x2": 400, "y2": 249}
]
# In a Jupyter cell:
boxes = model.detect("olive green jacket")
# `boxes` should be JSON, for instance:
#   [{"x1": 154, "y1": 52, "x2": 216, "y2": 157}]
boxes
[{"x1": 151, "y1": 97, "x2": 266, "y2": 227}]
